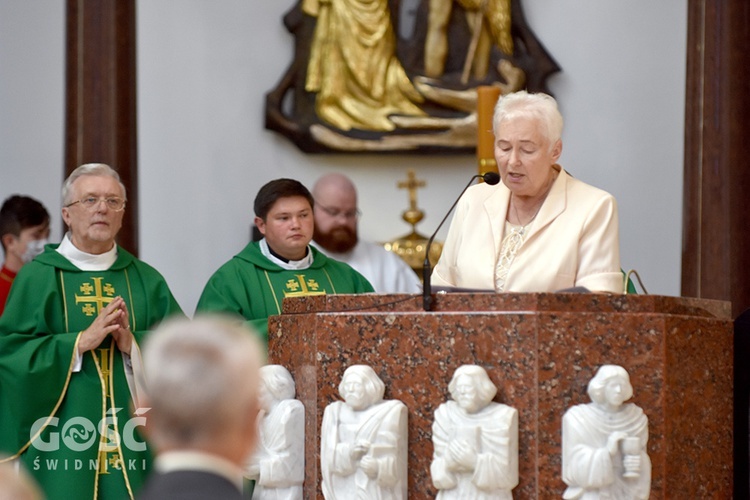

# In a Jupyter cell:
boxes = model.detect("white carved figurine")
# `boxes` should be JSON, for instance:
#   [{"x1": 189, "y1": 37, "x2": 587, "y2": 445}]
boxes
[
  {"x1": 321, "y1": 365, "x2": 408, "y2": 499},
  {"x1": 246, "y1": 365, "x2": 305, "y2": 499},
  {"x1": 562, "y1": 364, "x2": 651, "y2": 499},
  {"x1": 431, "y1": 365, "x2": 519, "y2": 499}
]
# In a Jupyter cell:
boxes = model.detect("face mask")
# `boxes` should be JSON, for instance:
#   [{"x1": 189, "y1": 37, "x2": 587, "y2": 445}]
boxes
[{"x1": 21, "y1": 238, "x2": 48, "y2": 263}]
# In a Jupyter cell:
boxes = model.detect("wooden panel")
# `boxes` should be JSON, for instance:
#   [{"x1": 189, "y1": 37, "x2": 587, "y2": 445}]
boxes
[
  {"x1": 683, "y1": 0, "x2": 750, "y2": 318},
  {"x1": 64, "y1": 0, "x2": 138, "y2": 255}
]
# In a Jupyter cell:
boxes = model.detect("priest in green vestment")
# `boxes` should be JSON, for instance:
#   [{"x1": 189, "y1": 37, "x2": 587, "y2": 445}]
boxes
[
  {"x1": 0, "y1": 164, "x2": 183, "y2": 500},
  {"x1": 196, "y1": 178, "x2": 373, "y2": 343}
]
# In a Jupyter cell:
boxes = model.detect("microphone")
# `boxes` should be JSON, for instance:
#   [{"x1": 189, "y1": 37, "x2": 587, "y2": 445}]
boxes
[{"x1": 423, "y1": 171, "x2": 501, "y2": 311}]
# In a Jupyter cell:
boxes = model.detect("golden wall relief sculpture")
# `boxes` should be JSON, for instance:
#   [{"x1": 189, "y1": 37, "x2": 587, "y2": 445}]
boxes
[{"x1": 265, "y1": 0, "x2": 560, "y2": 154}]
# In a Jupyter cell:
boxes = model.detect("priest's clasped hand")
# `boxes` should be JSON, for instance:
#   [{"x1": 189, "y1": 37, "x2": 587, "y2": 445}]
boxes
[{"x1": 77, "y1": 296, "x2": 134, "y2": 354}]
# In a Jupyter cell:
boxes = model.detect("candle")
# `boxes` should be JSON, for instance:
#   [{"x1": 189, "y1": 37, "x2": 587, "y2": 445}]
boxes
[{"x1": 476, "y1": 86, "x2": 501, "y2": 175}]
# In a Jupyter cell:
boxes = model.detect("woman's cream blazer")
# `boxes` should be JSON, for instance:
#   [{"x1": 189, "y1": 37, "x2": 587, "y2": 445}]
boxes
[{"x1": 431, "y1": 169, "x2": 622, "y2": 293}]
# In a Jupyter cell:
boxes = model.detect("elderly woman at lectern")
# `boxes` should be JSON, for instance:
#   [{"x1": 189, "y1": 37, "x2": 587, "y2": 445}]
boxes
[{"x1": 431, "y1": 91, "x2": 622, "y2": 293}]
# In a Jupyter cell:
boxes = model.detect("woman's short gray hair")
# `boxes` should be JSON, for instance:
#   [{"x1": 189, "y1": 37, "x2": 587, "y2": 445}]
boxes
[
  {"x1": 62, "y1": 163, "x2": 127, "y2": 206},
  {"x1": 493, "y1": 90, "x2": 564, "y2": 148}
]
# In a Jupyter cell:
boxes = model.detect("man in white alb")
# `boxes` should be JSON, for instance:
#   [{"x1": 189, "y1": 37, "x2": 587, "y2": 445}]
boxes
[{"x1": 312, "y1": 173, "x2": 421, "y2": 294}]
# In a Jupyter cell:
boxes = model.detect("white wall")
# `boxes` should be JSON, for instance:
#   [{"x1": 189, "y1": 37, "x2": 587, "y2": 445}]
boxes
[
  {"x1": 1, "y1": 1, "x2": 686, "y2": 314},
  {"x1": 0, "y1": 1, "x2": 65, "y2": 242}
]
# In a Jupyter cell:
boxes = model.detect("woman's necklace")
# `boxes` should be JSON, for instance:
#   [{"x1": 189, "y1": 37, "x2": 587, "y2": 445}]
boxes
[{"x1": 511, "y1": 197, "x2": 544, "y2": 235}]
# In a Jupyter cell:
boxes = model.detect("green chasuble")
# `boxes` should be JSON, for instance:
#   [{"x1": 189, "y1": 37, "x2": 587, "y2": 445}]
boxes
[
  {"x1": 0, "y1": 245, "x2": 183, "y2": 500},
  {"x1": 195, "y1": 241, "x2": 373, "y2": 342}
]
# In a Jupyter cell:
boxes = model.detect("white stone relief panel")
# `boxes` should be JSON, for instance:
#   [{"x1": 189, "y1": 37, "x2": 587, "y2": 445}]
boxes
[
  {"x1": 247, "y1": 365, "x2": 304, "y2": 499},
  {"x1": 562, "y1": 364, "x2": 651, "y2": 499},
  {"x1": 431, "y1": 364, "x2": 519, "y2": 499},
  {"x1": 321, "y1": 365, "x2": 408, "y2": 499}
]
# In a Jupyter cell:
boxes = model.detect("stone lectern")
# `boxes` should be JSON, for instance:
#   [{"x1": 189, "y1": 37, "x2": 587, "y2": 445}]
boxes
[{"x1": 267, "y1": 293, "x2": 733, "y2": 499}]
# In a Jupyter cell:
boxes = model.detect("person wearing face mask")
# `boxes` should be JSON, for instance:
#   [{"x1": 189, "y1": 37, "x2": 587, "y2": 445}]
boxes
[{"x1": 0, "y1": 195, "x2": 50, "y2": 316}]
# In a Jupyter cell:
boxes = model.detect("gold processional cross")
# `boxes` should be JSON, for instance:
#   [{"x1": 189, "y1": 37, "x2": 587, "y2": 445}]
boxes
[
  {"x1": 397, "y1": 169, "x2": 426, "y2": 215},
  {"x1": 385, "y1": 169, "x2": 443, "y2": 271}
]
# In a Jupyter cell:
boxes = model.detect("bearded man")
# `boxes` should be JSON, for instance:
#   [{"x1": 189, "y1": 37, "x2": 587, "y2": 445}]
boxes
[{"x1": 312, "y1": 173, "x2": 421, "y2": 294}]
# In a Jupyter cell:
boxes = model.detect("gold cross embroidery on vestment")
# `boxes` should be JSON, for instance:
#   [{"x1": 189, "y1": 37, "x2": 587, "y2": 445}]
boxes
[
  {"x1": 75, "y1": 277, "x2": 116, "y2": 316},
  {"x1": 283, "y1": 274, "x2": 326, "y2": 297}
]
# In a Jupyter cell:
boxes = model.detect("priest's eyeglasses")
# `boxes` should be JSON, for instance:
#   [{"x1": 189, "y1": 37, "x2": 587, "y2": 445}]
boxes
[
  {"x1": 65, "y1": 196, "x2": 126, "y2": 211},
  {"x1": 316, "y1": 203, "x2": 361, "y2": 221}
]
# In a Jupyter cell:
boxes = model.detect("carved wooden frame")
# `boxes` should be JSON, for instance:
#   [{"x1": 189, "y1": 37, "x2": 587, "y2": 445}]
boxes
[{"x1": 264, "y1": 0, "x2": 560, "y2": 154}]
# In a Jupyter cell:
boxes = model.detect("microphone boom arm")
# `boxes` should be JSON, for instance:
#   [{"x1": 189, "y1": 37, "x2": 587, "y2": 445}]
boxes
[{"x1": 422, "y1": 172, "x2": 500, "y2": 311}]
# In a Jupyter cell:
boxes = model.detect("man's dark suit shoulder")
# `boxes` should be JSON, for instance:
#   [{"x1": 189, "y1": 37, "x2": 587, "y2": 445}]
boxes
[{"x1": 138, "y1": 470, "x2": 243, "y2": 500}]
